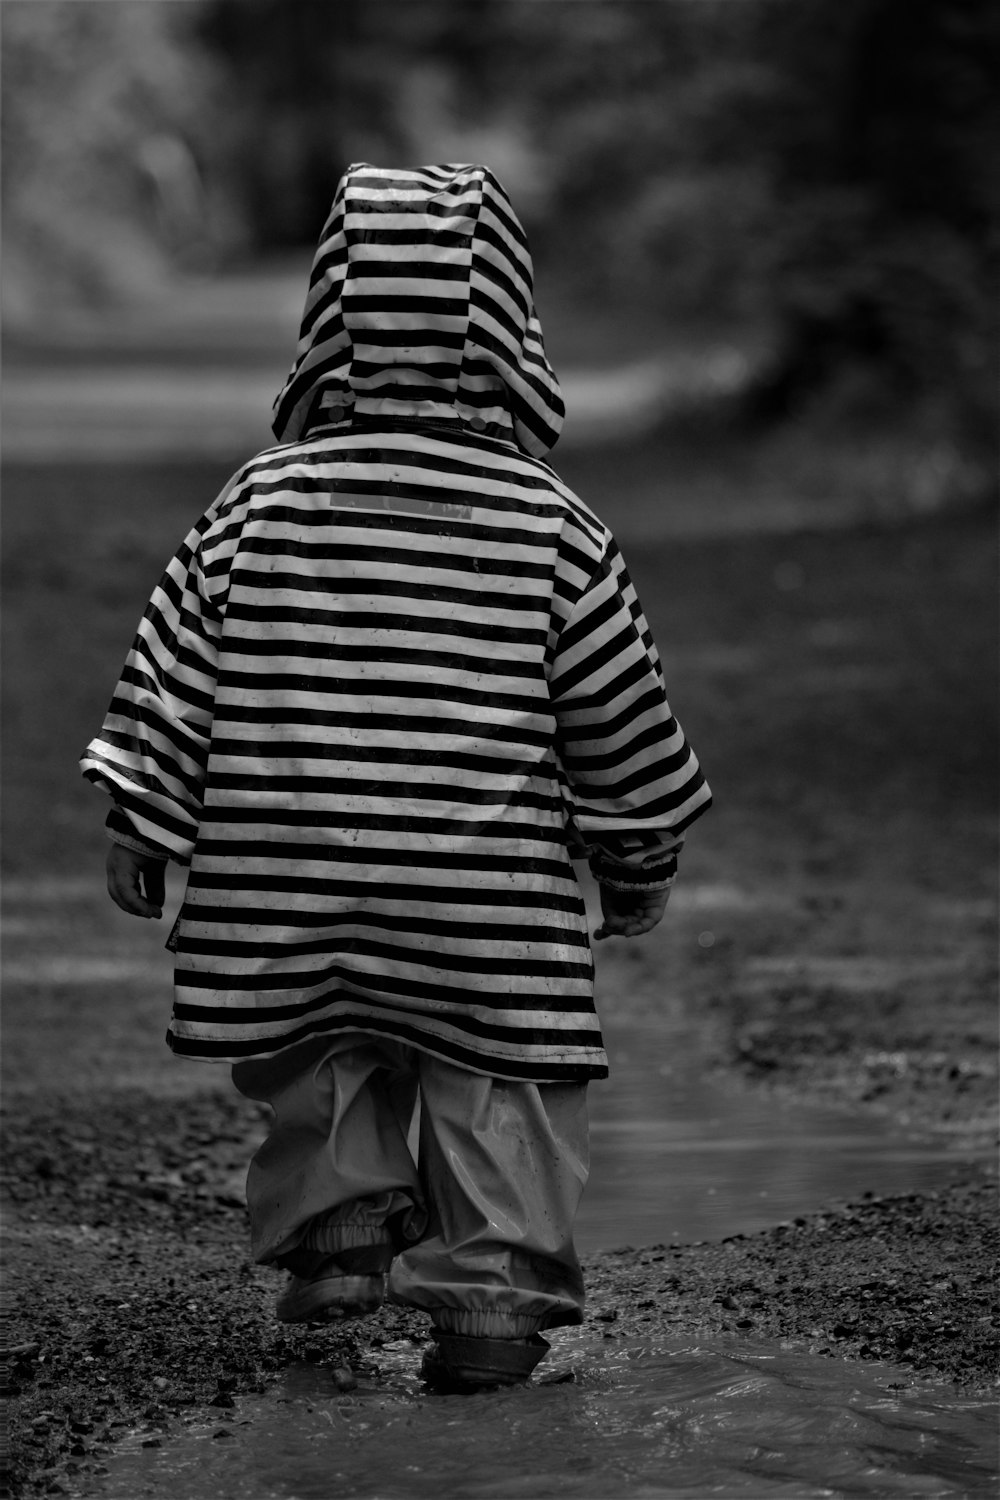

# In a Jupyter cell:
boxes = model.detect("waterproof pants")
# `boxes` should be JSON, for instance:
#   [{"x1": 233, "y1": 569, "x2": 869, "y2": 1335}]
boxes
[{"x1": 231, "y1": 1033, "x2": 589, "y2": 1338}]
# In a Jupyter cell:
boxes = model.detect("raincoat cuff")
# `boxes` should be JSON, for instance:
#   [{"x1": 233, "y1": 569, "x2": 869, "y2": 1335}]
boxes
[
  {"x1": 105, "y1": 808, "x2": 171, "y2": 861},
  {"x1": 589, "y1": 846, "x2": 679, "y2": 891},
  {"x1": 588, "y1": 831, "x2": 684, "y2": 869}
]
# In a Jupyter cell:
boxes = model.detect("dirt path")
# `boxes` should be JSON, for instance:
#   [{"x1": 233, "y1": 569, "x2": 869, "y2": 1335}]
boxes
[
  {"x1": 2, "y1": 1070, "x2": 995, "y2": 1498},
  {"x1": 4, "y1": 864, "x2": 997, "y2": 1497}
]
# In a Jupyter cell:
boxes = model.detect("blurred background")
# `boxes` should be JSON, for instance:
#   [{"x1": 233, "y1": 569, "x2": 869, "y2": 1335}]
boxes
[
  {"x1": 3, "y1": 0, "x2": 997, "y2": 502},
  {"x1": 2, "y1": 2, "x2": 997, "y2": 1174}
]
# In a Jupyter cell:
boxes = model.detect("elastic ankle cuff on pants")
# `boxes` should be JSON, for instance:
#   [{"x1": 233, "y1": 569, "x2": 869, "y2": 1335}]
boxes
[
  {"x1": 299, "y1": 1220, "x2": 394, "y2": 1255},
  {"x1": 431, "y1": 1308, "x2": 544, "y2": 1339},
  {"x1": 277, "y1": 1242, "x2": 393, "y2": 1277}
]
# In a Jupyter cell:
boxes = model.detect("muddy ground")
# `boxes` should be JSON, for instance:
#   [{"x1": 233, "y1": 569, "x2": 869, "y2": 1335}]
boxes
[
  {"x1": 2, "y1": 467, "x2": 998, "y2": 1496},
  {"x1": 2, "y1": 1027, "x2": 995, "y2": 1497}
]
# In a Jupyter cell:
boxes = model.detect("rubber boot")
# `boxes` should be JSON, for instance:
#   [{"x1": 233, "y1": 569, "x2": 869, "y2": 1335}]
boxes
[{"x1": 420, "y1": 1330, "x2": 550, "y2": 1391}]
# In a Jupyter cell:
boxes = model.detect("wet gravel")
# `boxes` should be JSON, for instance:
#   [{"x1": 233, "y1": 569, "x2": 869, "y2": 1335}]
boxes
[
  {"x1": 2, "y1": 1081, "x2": 996, "y2": 1498},
  {"x1": 588, "y1": 1174, "x2": 998, "y2": 1384}
]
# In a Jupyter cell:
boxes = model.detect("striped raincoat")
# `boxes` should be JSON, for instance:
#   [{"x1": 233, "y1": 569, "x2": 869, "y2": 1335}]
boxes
[{"x1": 82, "y1": 164, "x2": 711, "y2": 1082}]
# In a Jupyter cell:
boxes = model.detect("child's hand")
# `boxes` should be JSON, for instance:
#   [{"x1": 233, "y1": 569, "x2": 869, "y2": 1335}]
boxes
[
  {"x1": 593, "y1": 884, "x2": 670, "y2": 941},
  {"x1": 106, "y1": 844, "x2": 166, "y2": 920}
]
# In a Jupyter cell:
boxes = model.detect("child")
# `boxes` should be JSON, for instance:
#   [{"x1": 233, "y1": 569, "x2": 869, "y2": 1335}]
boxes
[{"x1": 82, "y1": 163, "x2": 711, "y2": 1391}]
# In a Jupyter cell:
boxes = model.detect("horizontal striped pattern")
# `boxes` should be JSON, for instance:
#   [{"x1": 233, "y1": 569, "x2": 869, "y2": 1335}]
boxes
[
  {"x1": 272, "y1": 164, "x2": 564, "y2": 458},
  {"x1": 82, "y1": 165, "x2": 710, "y2": 1080}
]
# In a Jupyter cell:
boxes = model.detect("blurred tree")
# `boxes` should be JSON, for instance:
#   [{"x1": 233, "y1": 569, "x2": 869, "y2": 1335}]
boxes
[
  {"x1": 196, "y1": 0, "x2": 463, "y2": 246},
  {"x1": 197, "y1": 0, "x2": 357, "y2": 247},
  {"x1": 739, "y1": 0, "x2": 998, "y2": 444},
  {"x1": 1, "y1": 0, "x2": 226, "y2": 319}
]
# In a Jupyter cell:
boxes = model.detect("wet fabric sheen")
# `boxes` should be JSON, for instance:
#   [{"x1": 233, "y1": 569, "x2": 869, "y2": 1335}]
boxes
[
  {"x1": 233, "y1": 1033, "x2": 589, "y2": 1335},
  {"x1": 80, "y1": 165, "x2": 710, "y2": 1077}
]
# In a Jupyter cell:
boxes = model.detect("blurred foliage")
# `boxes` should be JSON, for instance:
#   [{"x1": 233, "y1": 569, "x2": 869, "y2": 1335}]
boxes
[
  {"x1": 3, "y1": 0, "x2": 996, "y2": 463},
  {"x1": 1, "y1": 0, "x2": 230, "y2": 318}
]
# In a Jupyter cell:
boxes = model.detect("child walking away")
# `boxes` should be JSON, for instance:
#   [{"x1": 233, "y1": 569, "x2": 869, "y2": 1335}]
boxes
[{"x1": 82, "y1": 164, "x2": 711, "y2": 1392}]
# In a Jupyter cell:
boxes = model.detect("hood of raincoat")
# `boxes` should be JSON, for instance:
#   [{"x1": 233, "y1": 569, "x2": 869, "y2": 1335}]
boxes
[{"x1": 272, "y1": 163, "x2": 564, "y2": 458}]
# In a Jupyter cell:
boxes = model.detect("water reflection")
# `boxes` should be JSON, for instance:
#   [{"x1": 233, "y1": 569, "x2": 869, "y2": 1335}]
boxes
[
  {"x1": 576, "y1": 873, "x2": 985, "y2": 1254},
  {"x1": 93, "y1": 1332, "x2": 998, "y2": 1499},
  {"x1": 580, "y1": 1016, "x2": 976, "y2": 1252}
]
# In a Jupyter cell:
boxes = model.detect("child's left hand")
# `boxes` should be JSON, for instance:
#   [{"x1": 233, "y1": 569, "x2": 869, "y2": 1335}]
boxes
[{"x1": 106, "y1": 844, "x2": 166, "y2": 920}]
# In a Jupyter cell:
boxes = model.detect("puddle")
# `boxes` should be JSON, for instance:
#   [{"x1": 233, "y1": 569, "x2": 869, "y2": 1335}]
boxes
[
  {"x1": 578, "y1": 1014, "x2": 980, "y2": 1254},
  {"x1": 89, "y1": 1331, "x2": 998, "y2": 1499},
  {"x1": 573, "y1": 870, "x2": 989, "y2": 1253}
]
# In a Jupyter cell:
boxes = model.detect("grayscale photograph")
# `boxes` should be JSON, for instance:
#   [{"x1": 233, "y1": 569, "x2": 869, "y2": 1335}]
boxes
[{"x1": 2, "y1": 2, "x2": 997, "y2": 1497}]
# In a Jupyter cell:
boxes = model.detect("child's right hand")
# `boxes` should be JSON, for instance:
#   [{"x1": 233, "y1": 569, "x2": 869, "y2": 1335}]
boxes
[
  {"x1": 593, "y1": 884, "x2": 670, "y2": 941},
  {"x1": 106, "y1": 844, "x2": 166, "y2": 920}
]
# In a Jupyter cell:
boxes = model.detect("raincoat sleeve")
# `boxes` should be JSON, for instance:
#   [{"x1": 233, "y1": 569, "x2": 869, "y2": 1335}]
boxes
[
  {"x1": 80, "y1": 481, "x2": 238, "y2": 863},
  {"x1": 550, "y1": 538, "x2": 711, "y2": 844}
]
